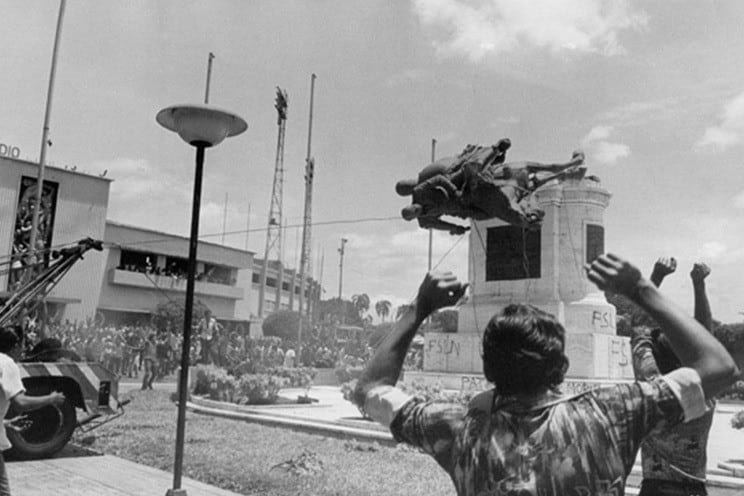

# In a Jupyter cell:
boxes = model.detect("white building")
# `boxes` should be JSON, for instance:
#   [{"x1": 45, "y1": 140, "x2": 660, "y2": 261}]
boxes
[{"x1": 0, "y1": 156, "x2": 320, "y2": 332}]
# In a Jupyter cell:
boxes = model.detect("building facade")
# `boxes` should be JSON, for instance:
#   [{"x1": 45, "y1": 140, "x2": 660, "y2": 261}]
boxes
[
  {"x1": 0, "y1": 156, "x2": 320, "y2": 332},
  {"x1": 0, "y1": 156, "x2": 110, "y2": 322}
]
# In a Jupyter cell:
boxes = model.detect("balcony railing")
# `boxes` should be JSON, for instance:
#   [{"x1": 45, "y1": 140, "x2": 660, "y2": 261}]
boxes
[{"x1": 109, "y1": 269, "x2": 243, "y2": 300}]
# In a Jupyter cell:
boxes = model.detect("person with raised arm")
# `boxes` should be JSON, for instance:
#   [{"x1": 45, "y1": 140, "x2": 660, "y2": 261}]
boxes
[
  {"x1": 632, "y1": 258, "x2": 718, "y2": 496},
  {"x1": 353, "y1": 254, "x2": 738, "y2": 496}
]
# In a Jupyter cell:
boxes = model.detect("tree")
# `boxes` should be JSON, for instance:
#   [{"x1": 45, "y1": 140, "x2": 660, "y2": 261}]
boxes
[
  {"x1": 262, "y1": 310, "x2": 309, "y2": 342},
  {"x1": 374, "y1": 300, "x2": 392, "y2": 322},
  {"x1": 396, "y1": 303, "x2": 414, "y2": 320},
  {"x1": 152, "y1": 299, "x2": 212, "y2": 334},
  {"x1": 351, "y1": 293, "x2": 370, "y2": 320},
  {"x1": 318, "y1": 298, "x2": 362, "y2": 327}
]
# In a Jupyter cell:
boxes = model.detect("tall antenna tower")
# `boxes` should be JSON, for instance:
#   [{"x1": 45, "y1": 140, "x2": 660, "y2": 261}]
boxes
[{"x1": 258, "y1": 87, "x2": 288, "y2": 317}]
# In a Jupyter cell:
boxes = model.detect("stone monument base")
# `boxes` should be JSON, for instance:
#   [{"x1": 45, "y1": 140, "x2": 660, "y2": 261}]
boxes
[
  {"x1": 564, "y1": 333, "x2": 633, "y2": 380},
  {"x1": 402, "y1": 370, "x2": 632, "y2": 396},
  {"x1": 423, "y1": 331, "x2": 633, "y2": 380}
]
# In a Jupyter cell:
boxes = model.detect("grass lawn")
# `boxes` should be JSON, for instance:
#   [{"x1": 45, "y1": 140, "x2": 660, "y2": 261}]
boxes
[
  {"x1": 83, "y1": 389, "x2": 742, "y2": 496},
  {"x1": 83, "y1": 389, "x2": 454, "y2": 496}
]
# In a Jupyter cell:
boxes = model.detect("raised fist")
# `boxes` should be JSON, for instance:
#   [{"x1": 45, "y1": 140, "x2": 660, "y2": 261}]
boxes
[
  {"x1": 652, "y1": 257, "x2": 677, "y2": 278},
  {"x1": 690, "y1": 262, "x2": 711, "y2": 283},
  {"x1": 586, "y1": 253, "x2": 643, "y2": 297}
]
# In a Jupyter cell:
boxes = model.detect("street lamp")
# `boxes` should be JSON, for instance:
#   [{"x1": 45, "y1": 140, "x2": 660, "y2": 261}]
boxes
[{"x1": 156, "y1": 104, "x2": 247, "y2": 496}]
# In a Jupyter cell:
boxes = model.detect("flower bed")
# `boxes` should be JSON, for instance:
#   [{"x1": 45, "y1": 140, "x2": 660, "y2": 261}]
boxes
[{"x1": 191, "y1": 363, "x2": 316, "y2": 405}]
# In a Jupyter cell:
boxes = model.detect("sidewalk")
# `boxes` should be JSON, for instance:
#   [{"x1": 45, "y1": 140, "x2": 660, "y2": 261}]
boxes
[
  {"x1": 5, "y1": 453, "x2": 240, "y2": 496},
  {"x1": 188, "y1": 386, "x2": 744, "y2": 493}
]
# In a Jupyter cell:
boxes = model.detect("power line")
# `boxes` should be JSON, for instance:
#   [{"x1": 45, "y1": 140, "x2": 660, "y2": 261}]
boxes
[{"x1": 104, "y1": 215, "x2": 402, "y2": 250}]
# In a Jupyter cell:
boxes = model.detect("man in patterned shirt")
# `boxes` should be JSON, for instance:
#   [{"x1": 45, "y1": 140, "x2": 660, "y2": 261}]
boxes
[
  {"x1": 354, "y1": 253, "x2": 738, "y2": 496},
  {"x1": 632, "y1": 258, "x2": 716, "y2": 496}
]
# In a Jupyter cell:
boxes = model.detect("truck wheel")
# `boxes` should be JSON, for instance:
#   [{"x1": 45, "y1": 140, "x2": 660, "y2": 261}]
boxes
[{"x1": 4, "y1": 384, "x2": 76, "y2": 460}]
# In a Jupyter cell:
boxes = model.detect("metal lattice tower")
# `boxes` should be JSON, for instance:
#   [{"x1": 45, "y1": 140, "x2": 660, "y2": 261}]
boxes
[{"x1": 258, "y1": 87, "x2": 288, "y2": 317}]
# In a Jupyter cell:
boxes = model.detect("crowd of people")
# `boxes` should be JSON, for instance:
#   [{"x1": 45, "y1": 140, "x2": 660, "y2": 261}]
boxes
[{"x1": 15, "y1": 310, "x2": 400, "y2": 392}]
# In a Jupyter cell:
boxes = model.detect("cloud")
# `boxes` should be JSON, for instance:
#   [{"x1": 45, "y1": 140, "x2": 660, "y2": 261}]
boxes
[
  {"x1": 385, "y1": 68, "x2": 432, "y2": 87},
  {"x1": 411, "y1": 0, "x2": 647, "y2": 62},
  {"x1": 695, "y1": 90, "x2": 744, "y2": 151},
  {"x1": 580, "y1": 126, "x2": 630, "y2": 165},
  {"x1": 734, "y1": 190, "x2": 744, "y2": 209},
  {"x1": 699, "y1": 241, "x2": 727, "y2": 260},
  {"x1": 598, "y1": 98, "x2": 680, "y2": 127}
]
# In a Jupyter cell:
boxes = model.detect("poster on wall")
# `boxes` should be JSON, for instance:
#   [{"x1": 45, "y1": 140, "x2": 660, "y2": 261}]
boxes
[{"x1": 8, "y1": 176, "x2": 59, "y2": 290}]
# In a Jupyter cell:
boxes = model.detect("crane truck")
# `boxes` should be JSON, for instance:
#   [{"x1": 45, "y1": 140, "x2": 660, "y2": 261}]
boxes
[{"x1": 0, "y1": 238, "x2": 127, "y2": 459}]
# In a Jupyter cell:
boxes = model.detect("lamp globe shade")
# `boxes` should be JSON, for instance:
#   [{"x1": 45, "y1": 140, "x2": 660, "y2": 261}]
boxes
[{"x1": 156, "y1": 104, "x2": 247, "y2": 147}]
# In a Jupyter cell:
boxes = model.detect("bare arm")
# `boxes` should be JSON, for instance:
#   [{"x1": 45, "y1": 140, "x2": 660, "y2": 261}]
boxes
[
  {"x1": 586, "y1": 253, "x2": 738, "y2": 398},
  {"x1": 690, "y1": 263, "x2": 713, "y2": 331},
  {"x1": 353, "y1": 272, "x2": 467, "y2": 407},
  {"x1": 11, "y1": 391, "x2": 65, "y2": 412}
]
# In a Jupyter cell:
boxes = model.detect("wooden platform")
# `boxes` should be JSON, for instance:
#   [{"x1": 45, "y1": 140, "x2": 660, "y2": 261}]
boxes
[{"x1": 6, "y1": 454, "x2": 241, "y2": 496}]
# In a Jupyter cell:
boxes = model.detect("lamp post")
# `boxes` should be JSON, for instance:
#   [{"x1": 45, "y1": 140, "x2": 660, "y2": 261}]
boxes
[{"x1": 156, "y1": 104, "x2": 247, "y2": 496}]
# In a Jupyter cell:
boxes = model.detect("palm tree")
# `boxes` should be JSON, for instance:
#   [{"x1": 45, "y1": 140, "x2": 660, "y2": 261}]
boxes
[
  {"x1": 395, "y1": 303, "x2": 414, "y2": 320},
  {"x1": 375, "y1": 300, "x2": 392, "y2": 322},
  {"x1": 351, "y1": 293, "x2": 370, "y2": 320}
]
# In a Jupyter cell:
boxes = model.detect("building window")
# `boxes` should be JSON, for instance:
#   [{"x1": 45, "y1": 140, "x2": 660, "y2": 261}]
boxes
[
  {"x1": 120, "y1": 250, "x2": 159, "y2": 274},
  {"x1": 282, "y1": 281, "x2": 290, "y2": 291},
  {"x1": 586, "y1": 224, "x2": 604, "y2": 264},
  {"x1": 485, "y1": 226, "x2": 541, "y2": 281},
  {"x1": 266, "y1": 277, "x2": 277, "y2": 288},
  {"x1": 252, "y1": 273, "x2": 260, "y2": 284}
]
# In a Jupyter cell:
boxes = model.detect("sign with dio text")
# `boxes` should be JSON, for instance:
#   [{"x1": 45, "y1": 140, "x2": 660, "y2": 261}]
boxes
[{"x1": 0, "y1": 143, "x2": 21, "y2": 158}]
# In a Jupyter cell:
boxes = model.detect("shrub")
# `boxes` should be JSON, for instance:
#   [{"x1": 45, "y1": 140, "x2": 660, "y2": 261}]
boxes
[
  {"x1": 229, "y1": 360, "x2": 257, "y2": 378},
  {"x1": 235, "y1": 374, "x2": 289, "y2": 405},
  {"x1": 264, "y1": 366, "x2": 317, "y2": 390},
  {"x1": 192, "y1": 364, "x2": 230, "y2": 396},
  {"x1": 732, "y1": 410, "x2": 744, "y2": 430},
  {"x1": 717, "y1": 380, "x2": 744, "y2": 401}
]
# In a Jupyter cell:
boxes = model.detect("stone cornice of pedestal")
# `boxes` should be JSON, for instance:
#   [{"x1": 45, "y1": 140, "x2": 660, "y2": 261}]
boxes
[
  {"x1": 466, "y1": 292, "x2": 556, "y2": 305},
  {"x1": 536, "y1": 179, "x2": 612, "y2": 208}
]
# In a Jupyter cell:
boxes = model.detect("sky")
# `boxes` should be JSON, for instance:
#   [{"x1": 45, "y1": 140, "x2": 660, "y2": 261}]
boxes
[{"x1": 2, "y1": 0, "x2": 744, "y2": 323}]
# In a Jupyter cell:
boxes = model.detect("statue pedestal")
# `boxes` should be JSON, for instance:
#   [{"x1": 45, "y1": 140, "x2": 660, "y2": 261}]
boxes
[{"x1": 406, "y1": 174, "x2": 635, "y2": 391}]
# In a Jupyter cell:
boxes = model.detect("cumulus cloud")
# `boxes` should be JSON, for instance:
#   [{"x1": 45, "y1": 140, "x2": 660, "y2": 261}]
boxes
[
  {"x1": 695, "y1": 90, "x2": 744, "y2": 151},
  {"x1": 698, "y1": 241, "x2": 728, "y2": 260},
  {"x1": 411, "y1": 0, "x2": 647, "y2": 62},
  {"x1": 580, "y1": 125, "x2": 630, "y2": 165}
]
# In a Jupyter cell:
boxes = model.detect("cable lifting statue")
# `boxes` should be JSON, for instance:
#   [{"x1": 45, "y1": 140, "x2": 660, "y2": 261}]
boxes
[{"x1": 395, "y1": 139, "x2": 586, "y2": 235}]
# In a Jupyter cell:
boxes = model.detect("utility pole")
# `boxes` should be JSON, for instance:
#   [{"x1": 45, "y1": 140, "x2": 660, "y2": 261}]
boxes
[
  {"x1": 297, "y1": 74, "x2": 317, "y2": 363},
  {"x1": 221, "y1": 192, "x2": 228, "y2": 244},
  {"x1": 29, "y1": 0, "x2": 66, "y2": 282},
  {"x1": 428, "y1": 138, "x2": 436, "y2": 272},
  {"x1": 337, "y1": 238, "x2": 348, "y2": 299},
  {"x1": 258, "y1": 88, "x2": 288, "y2": 317},
  {"x1": 204, "y1": 52, "x2": 215, "y2": 104}
]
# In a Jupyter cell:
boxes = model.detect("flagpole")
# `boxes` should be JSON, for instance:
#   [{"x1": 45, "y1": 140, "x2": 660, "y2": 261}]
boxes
[{"x1": 29, "y1": 0, "x2": 67, "y2": 270}]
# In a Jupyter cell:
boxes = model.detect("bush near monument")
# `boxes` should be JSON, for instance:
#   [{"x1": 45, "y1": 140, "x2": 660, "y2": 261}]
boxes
[{"x1": 192, "y1": 363, "x2": 316, "y2": 405}]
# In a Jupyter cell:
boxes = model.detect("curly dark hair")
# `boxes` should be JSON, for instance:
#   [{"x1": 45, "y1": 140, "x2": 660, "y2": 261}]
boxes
[{"x1": 482, "y1": 304, "x2": 569, "y2": 395}]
